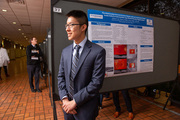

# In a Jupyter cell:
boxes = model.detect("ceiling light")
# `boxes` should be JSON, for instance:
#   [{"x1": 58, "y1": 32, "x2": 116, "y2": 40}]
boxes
[
  {"x1": 22, "y1": 33, "x2": 24, "y2": 35},
  {"x1": 13, "y1": 22, "x2": 16, "y2": 24},
  {"x1": 24, "y1": 36, "x2": 26, "y2": 38},
  {"x1": 2, "y1": 9, "x2": 7, "y2": 12},
  {"x1": 18, "y1": 29, "x2": 21, "y2": 31}
]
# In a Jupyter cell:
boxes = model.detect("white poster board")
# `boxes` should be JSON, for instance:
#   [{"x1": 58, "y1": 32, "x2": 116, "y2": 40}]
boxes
[{"x1": 88, "y1": 9, "x2": 154, "y2": 77}]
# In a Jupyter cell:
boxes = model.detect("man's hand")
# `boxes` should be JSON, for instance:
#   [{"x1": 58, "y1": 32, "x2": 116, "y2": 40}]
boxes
[
  {"x1": 62, "y1": 98, "x2": 77, "y2": 114},
  {"x1": 68, "y1": 109, "x2": 77, "y2": 114}
]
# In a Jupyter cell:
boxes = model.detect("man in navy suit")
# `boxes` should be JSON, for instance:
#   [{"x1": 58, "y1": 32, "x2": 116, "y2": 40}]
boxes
[{"x1": 57, "y1": 10, "x2": 106, "y2": 120}]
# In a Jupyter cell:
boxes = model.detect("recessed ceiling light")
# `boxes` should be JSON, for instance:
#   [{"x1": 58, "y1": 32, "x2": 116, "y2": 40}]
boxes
[
  {"x1": 13, "y1": 22, "x2": 16, "y2": 24},
  {"x1": 2, "y1": 9, "x2": 7, "y2": 12},
  {"x1": 22, "y1": 33, "x2": 24, "y2": 35},
  {"x1": 18, "y1": 29, "x2": 21, "y2": 31}
]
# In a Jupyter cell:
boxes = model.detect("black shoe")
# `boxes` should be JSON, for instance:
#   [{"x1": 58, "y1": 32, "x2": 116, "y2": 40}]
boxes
[
  {"x1": 31, "y1": 89, "x2": 36, "y2": 92},
  {"x1": 37, "y1": 89, "x2": 42, "y2": 92}
]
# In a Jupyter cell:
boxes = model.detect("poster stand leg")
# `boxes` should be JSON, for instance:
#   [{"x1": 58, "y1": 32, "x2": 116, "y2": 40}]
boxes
[{"x1": 163, "y1": 79, "x2": 178, "y2": 110}]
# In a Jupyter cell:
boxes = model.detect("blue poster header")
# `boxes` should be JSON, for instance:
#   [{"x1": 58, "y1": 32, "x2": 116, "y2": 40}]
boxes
[{"x1": 88, "y1": 9, "x2": 153, "y2": 27}]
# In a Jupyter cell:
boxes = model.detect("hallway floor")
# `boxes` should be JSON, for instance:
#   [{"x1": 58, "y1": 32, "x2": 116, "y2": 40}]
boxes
[
  {"x1": 0, "y1": 57, "x2": 180, "y2": 120},
  {"x1": 0, "y1": 57, "x2": 53, "y2": 120},
  {"x1": 56, "y1": 92, "x2": 180, "y2": 120}
]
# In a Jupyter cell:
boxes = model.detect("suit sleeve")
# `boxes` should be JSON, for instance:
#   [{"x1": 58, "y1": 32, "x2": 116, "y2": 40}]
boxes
[
  {"x1": 38, "y1": 46, "x2": 43, "y2": 57},
  {"x1": 26, "y1": 46, "x2": 31, "y2": 60},
  {"x1": 57, "y1": 51, "x2": 68, "y2": 100},
  {"x1": 74, "y1": 48, "x2": 106, "y2": 106}
]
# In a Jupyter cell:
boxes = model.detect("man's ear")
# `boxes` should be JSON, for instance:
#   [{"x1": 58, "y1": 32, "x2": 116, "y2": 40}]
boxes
[{"x1": 81, "y1": 24, "x2": 87, "y2": 32}]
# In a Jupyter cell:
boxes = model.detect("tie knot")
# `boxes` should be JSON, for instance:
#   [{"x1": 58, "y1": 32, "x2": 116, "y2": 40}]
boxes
[{"x1": 75, "y1": 45, "x2": 81, "y2": 51}]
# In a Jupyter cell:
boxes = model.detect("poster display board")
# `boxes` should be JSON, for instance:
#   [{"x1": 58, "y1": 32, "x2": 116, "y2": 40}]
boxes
[
  {"x1": 52, "y1": 0, "x2": 179, "y2": 96},
  {"x1": 88, "y1": 9, "x2": 154, "y2": 77}
]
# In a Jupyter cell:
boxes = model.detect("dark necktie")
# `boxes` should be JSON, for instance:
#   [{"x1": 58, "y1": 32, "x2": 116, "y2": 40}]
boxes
[{"x1": 69, "y1": 45, "x2": 81, "y2": 99}]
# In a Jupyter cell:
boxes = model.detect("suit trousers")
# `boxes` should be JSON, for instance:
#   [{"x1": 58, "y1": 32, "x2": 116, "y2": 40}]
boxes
[
  {"x1": 27, "y1": 64, "x2": 40, "y2": 90},
  {"x1": 113, "y1": 90, "x2": 133, "y2": 112}
]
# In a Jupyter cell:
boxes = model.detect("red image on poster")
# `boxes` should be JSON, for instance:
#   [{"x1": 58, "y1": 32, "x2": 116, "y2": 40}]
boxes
[
  {"x1": 114, "y1": 45, "x2": 127, "y2": 55},
  {"x1": 129, "y1": 49, "x2": 135, "y2": 54},
  {"x1": 114, "y1": 59, "x2": 127, "y2": 70},
  {"x1": 129, "y1": 63, "x2": 135, "y2": 68}
]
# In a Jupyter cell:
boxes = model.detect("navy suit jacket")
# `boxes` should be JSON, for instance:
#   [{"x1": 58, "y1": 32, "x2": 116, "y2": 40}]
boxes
[{"x1": 58, "y1": 40, "x2": 106, "y2": 119}]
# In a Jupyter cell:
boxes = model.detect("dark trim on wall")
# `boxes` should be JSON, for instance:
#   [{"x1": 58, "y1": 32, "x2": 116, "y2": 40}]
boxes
[{"x1": 122, "y1": 0, "x2": 148, "y2": 9}]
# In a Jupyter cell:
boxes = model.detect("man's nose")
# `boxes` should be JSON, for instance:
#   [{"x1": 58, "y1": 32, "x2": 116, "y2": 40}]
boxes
[{"x1": 66, "y1": 27, "x2": 71, "y2": 31}]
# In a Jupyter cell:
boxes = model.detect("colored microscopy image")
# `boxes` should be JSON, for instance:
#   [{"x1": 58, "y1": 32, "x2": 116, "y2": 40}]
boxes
[
  {"x1": 127, "y1": 44, "x2": 137, "y2": 59},
  {"x1": 127, "y1": 45, "x2": 137, "y2": 72},
  {"x1": 114, "y1": 59, "x2": 127, "y2": 70},
  {"x1": 127, "y1": 59, "x2": 137, "y2": 72},
  {"x1": 129, "y1": 63, "x2": 135, "y2": 68},
  {"x1": 114, "y1": 44, "x2": 137, "y2": 74},
  {"x1": 114, "y1": 45, "x2": 127, "y2": 55}
]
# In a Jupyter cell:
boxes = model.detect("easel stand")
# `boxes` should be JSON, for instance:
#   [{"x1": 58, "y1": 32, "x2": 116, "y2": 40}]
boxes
[{"x1": 163, "y1": 78, "x2": 179, "y2": 110}]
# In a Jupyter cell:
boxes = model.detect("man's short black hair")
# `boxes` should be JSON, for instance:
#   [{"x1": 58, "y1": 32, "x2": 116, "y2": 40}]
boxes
[{"x1": 66, "y1": 10, "x2": 88, "y2": 33}]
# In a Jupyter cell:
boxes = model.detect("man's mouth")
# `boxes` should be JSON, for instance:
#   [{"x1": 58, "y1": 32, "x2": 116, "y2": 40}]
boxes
[{"x1": 67, "y1": 33, "x2": 71, "y2": 37}]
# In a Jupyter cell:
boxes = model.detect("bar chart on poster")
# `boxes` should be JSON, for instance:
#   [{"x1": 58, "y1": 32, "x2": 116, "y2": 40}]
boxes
[{"x1": 88, "y1": 9, "x2": 154, "y2": 78}]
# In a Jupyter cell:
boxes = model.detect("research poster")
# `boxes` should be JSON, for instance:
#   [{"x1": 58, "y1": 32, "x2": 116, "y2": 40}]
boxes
[{"x1": 88, "y1": 9, "x2": 154, "y2": 77}]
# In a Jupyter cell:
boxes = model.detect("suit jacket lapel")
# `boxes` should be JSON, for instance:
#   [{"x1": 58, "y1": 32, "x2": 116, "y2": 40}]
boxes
[
  {"x1": 67, "y1": 44, "x2": 73, "y2": 78},
  {"x1": 74, "y1": 40, "x2": 92, "y2": 78}
]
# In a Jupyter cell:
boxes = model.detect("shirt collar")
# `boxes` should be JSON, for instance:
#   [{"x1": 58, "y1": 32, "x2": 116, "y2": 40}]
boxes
[
  {"x1": 73, "y1": 36, "x2": 87, "y2": 49},
  {"x1": 31, "y1": 44, "x2": 36, "y2": 48}
]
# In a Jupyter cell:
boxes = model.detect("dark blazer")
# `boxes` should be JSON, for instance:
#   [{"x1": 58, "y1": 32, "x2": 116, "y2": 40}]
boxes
[
  {"x1": 58, "y1": 40, "x2": 106, "y2": 119},
  {"x1": 26, "y1": 44, "x2": 43, "y2": 65}
]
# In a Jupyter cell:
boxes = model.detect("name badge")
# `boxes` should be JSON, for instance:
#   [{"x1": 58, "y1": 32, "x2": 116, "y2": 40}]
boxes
[
  {"x1": 31, "y1": 56, "x2": 38, "y2": 60},
  {"x1": 31, "y1": 50, "x2": 39, "y2": 53}
]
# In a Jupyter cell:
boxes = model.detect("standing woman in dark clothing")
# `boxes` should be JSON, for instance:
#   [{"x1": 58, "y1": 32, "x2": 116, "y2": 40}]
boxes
[{"x1": 26, "y1": 37, "x2": 43, "y2": 92}]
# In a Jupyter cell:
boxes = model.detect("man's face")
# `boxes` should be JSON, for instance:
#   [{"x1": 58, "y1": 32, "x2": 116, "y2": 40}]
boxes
[
  {"x1": 31, "y1": 37, "x2": 37, "y2": 45},
  {"x1": 65, "y1": 16, "x2": 83, "y2": 41}
]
